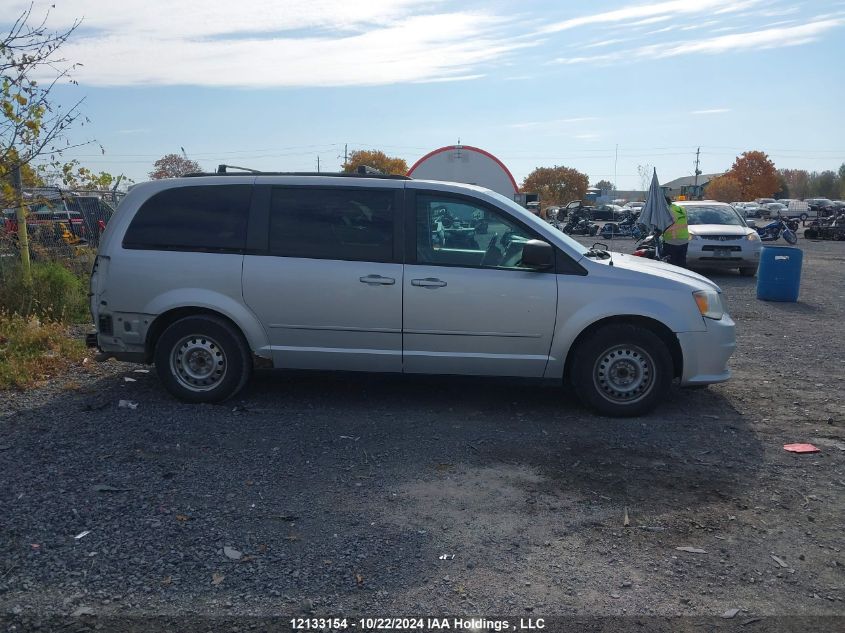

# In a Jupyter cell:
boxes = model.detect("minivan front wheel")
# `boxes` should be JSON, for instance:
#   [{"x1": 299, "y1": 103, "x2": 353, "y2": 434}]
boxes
[
  {"x1": 155, "y1": 315, "x2": 251, "y2": 403},
  {"x1": 570, "y1": 324, "x2": 672, "y2": 417}
]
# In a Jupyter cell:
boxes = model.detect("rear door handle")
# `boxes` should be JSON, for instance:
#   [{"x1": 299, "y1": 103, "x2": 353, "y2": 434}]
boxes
[
  {"x1": 411, "y1": 278, "x2": 447, "y2": 288},
  {"x1": 359, "y1": 274, "x2": 395, "y2": 285}
]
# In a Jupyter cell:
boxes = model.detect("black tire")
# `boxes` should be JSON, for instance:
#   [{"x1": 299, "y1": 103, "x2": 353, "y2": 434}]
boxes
[
  {"x1": 154, "y1": 315, "x2": 252, "y2": 403},
  {"x1": 739, "y1": 266, "x2": 756, "y2": 277},
  {"x1": 783, "y1": 229, "x2": 798, "y2": 245},
  {"x1": 570, "y1": 324, "x2": 673, "y2": 417},
  {"x1": 799, "y1": 213, "x2": 808, "y2": 222}
]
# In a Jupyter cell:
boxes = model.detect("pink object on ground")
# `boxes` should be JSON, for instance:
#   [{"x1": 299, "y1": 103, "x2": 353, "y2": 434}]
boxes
[{"x1": 783, "y1": 443, "x2": 820, "y2": 453}]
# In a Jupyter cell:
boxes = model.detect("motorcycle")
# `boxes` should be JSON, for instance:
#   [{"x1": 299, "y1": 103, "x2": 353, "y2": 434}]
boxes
[
  {"x1": 599, "y1": 213, "x2": 646, "y2": 239},
  {"x1": 752, "y1": 217, "x2": 798, "y2": 244},
  {"x1": 631, "y1": 232, "x2": 668, "y2": 261},
  {"x1": 562, "y1": 212, "x2": 599, "y2": 236}
]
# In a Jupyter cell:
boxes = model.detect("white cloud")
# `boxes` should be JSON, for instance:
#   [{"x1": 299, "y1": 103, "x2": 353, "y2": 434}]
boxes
[
  {"x1": 8, "y1": 0, "x2": 842, "y2": 88},
  {"x1": 553, "y1": 18, "x2": 844, "y2": 65},
  {"x1": 628, "y1": 16, "x2": 673, "y2": 27},
  {"x1": 584, "y1": 38, "x2": 626, "y2": 49},
  {"x1": 539, "y1": 0, "x2": 759, "y2": 34},
  {"x1": 691, "y1": 108, "x2": 731, "y2": 114},
  {"x1": 13, "y1": 0, "x2": 437, "y2": 37},
  {"x1": 18, "y1": 1, "x2": 533, "y2": 87}
]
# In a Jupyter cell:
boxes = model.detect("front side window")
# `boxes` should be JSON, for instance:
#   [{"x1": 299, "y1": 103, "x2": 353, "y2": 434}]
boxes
[
  {"x1": 269, "y1": 187, "x2": 394, "y2": 261},
  {"x1": 416, "y1": 194, "x2": 541, "y2": 269},
  {"x1": 123, "y1": 185, "x2": 251, "y2": 251}
]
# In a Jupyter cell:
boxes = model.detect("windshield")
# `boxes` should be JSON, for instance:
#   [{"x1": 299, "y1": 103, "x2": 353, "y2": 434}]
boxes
[
  {"x1": 485, "y1": 189, "x2": 589, "y2": 254},
  {"x1": 684, "y1": 205, "x2": 745, "y2": 226}
]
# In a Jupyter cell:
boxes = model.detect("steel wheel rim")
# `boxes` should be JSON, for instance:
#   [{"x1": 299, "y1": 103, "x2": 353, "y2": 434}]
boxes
[
  {"x1": 593, "y1": 344, "x2": 655, "y2": 405},
  {"x1": 170, "y1": 335, "x2": 227, "y2": 392}
]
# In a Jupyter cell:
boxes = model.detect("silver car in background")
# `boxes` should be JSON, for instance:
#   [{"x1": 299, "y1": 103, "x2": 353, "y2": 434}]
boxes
[{"x1": 678, "y1": 201, "x2": 762, "y2": 276}]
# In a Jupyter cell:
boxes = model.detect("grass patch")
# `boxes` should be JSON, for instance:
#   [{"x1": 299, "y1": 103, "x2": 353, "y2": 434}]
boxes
[
  {"x1": 0, "y1": 259, "x2": 90, "y2": 324},
  {"x1": 0, "y1": 313, "x2": 87, "y2": 390}
]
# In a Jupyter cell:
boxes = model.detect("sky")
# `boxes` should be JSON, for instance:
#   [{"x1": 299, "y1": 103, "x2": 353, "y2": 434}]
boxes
[{"x1": 4, "y1": 0, "x2": 844, "y2": 190}]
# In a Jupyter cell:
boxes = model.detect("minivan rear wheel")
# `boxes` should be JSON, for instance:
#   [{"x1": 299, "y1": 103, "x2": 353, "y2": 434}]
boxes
[
  {"x1": 570, "y1": 324, "x2": 672, "y2": 417},
  {"x1": 155, "y1": 315, "x2": 251, "y2": 403}
]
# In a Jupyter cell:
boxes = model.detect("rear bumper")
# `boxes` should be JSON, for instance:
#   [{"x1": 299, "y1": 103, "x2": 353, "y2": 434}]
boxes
[
  {"x1": 677, "y1": 314, "x2": 736, "y2": 385},
  {"x1": 84, "y1": 327, "x2": 148, "y2": 363}
]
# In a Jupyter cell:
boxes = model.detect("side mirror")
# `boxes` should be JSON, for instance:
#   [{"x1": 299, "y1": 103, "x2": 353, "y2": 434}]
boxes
[{"x1": 521, "y1": 239, "x2": 554, "y2": 269}]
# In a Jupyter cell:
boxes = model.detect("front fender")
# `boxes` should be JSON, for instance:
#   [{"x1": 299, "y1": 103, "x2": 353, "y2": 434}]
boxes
[{"x1": 544, "y1": 293, "x2": 702, "y2": 379}]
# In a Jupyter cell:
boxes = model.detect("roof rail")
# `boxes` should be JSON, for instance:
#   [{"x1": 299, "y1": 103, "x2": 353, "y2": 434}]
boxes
[{"x1": 182, "y1": 167, "x2": 411, "y2": 180}]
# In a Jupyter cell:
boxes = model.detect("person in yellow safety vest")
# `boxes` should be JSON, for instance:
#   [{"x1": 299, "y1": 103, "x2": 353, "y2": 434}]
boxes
[{"x1": 659, "y1": 195, "x2": 689, "y2": 267}]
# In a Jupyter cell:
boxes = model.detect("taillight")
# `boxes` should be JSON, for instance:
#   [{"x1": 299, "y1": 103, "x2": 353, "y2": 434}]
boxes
[{"x1": 632, "y1": 249, "x2": 648, "y2": 257}]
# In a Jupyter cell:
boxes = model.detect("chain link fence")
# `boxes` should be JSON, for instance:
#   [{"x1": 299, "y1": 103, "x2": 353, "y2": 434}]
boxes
[{"x1": 1, "y1": 187, "x2": 124, "y2": 265}]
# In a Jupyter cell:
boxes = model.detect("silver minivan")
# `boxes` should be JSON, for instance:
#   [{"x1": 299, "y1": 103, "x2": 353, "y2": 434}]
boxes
[{"x1": 90, "y1": 173, "x2": 735, "y2": 417}]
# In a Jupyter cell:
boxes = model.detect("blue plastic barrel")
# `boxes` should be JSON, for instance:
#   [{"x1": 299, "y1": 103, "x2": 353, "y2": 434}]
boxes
[{"x1": 756, "y1": 245, "x2": 803, "y2": 302}]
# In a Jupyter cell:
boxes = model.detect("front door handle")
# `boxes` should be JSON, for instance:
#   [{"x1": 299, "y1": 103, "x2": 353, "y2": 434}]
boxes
[
  {"x1": 359, "y1": 274, "x2": 395, "y2": 285},
  {"x1": 411, "y1": 278, "x2": 447, "y2": 288}
]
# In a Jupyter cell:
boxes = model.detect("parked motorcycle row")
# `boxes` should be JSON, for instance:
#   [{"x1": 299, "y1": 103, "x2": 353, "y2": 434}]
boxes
[{"x1": 803, "y1": 210, "x2": 845, "y2": 241}]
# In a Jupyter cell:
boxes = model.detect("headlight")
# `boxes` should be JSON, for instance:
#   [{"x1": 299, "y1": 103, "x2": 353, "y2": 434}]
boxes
[
  {"x1": 690, "y1": 234, "x2": 701, "y2": 240},
  {"x1": 693, "y1": 290, "x2": 724, "y2": 320},
  {"x1": 746, "y1": 232, "x2": 760, "y2": 241}
]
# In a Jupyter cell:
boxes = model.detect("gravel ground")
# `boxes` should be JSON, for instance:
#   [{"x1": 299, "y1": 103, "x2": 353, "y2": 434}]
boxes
[{"x1": 1, "y1": 236, "x2": 844, "y2": 630}]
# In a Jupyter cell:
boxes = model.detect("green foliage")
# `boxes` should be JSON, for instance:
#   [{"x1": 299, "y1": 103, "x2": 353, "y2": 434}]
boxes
[
  {"x1": 60, "y1": 160, "x2": 129, "y2": 189},
  {"x1": 0, "y1": 312, "x2": 86, "y2": 389},
  {"x1": 0, "y1": 260, "x2": 89, "y2": 323}
]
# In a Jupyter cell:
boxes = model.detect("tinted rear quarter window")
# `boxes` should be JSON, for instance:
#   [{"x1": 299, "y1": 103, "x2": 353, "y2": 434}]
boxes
[
  {"x1": 269, "y1": 187, "x2": 394, "y2": 261},
  {"x1": 123, "y1": 185, "x2": 251, "y2": 251}
]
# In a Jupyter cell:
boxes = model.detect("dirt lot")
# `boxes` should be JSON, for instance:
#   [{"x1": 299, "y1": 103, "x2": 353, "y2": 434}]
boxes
[{"x1": 1, "y1": 237, "x2": 844, "y2": 630}]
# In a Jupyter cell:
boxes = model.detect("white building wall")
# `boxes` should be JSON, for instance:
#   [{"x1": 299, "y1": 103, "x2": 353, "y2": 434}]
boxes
[{"x1": 408, "y1": 146, "x2": 518, "y2": 198}]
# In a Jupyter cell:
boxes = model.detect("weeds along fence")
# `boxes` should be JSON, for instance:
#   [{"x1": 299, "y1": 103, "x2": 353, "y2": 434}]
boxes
[{"x1": 1, "y1": 186, "x2": 123, "y2": 265}]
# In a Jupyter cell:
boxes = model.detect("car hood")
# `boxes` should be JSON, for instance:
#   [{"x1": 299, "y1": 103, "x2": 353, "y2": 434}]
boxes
[
  {"x1": 588, "y1": 252, "x2": 721, "y2": 292},
  {"x1": 689, "y1": 224, "x2": 753, "y2": 237}
]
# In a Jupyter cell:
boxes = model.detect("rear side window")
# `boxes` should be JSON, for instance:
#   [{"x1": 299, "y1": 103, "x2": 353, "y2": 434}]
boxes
[
  {"x1": 123, "y1": 185, "x2": 251, "y2": 252},
  {"x1": 269, "y1": 187, "x2": 394, "y2": 261}
]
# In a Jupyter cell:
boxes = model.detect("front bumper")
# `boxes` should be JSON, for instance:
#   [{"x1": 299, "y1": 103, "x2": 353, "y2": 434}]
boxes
[
  {"x1": 676, "y1": 313, "x2": 736, "y2": 385},
  {"x1": 688, "y1": 240, "x2": 761, "y2": 268}
]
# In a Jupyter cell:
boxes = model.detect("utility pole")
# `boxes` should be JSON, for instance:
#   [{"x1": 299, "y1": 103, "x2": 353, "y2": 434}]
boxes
[
  {"x1": 317, "y1": 155, "x2": 320, "y2": 173},
  {"x1": 344, "y1": 144, "x2": 348, "y2": 168},
  {"x1": 12, "y1": 164, "x2": 31, "y2": 283},
  {"x1": 613, "y1": 144, "x2": 619, "y2": 201},
  {"x1": 693, "y1": 147, "x2": 702, "y2": 198}
]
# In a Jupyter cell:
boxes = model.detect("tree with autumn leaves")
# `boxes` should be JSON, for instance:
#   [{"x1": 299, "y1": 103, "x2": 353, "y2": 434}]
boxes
[
  {"x1": 705, "y1": 175, "x2": 743, "y2": 202},
  {"x1": 343, "y1": 149, "x2": 407, "y2": 175},
  {"x1": 1, "y1": 6, "x2": 88, "y2": 205},
  {"x1": 149, "y1": 153, "x2": 202, "y2": 179},
  {"x1": 521, "y1": 165, "x2": 589, "y2": 207}
]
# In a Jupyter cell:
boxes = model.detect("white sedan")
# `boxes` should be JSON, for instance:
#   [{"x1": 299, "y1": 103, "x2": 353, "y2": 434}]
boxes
[{"x1": 677, "y1": 201, "x2": 762, "y2": 276}]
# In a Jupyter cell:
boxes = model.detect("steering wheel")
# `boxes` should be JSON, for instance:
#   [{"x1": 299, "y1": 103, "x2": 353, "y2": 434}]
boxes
[{"x1": 481, "y1": 233, "x2": 500, "y2": 267}]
